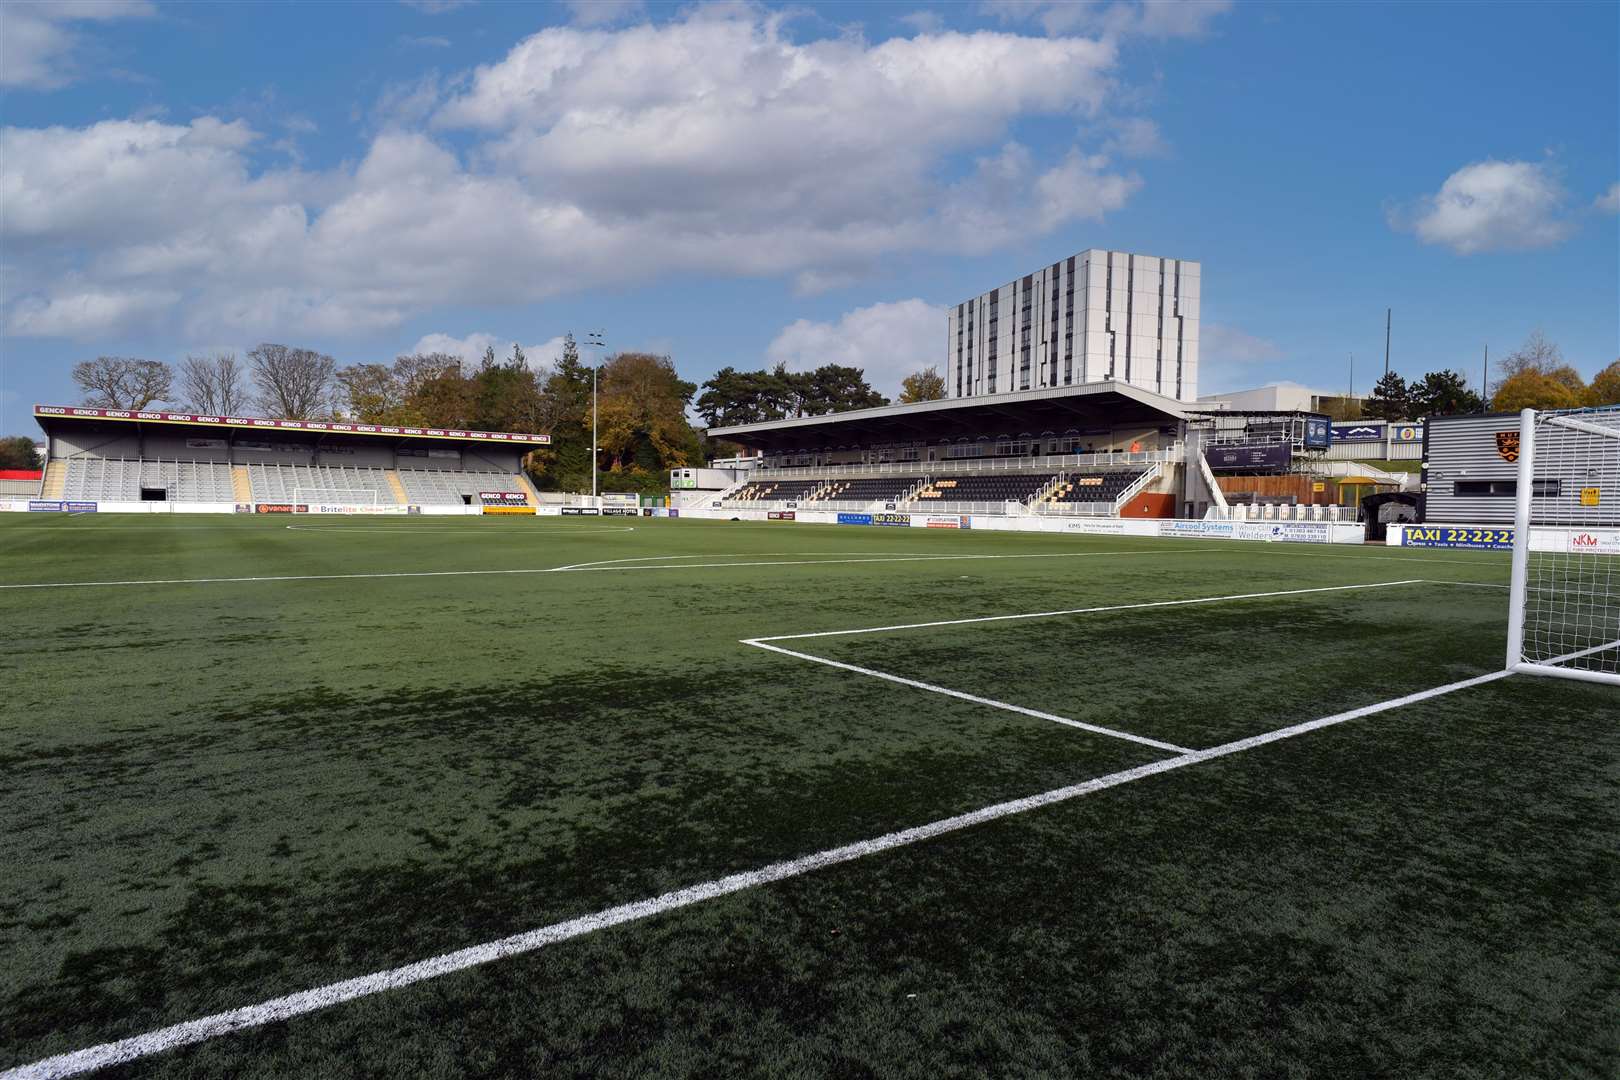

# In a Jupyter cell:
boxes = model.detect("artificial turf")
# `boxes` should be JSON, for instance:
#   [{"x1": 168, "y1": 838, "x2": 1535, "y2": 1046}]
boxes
[{"x1": 1, "y1": 514, "x2": 1615, "y2": 1078}]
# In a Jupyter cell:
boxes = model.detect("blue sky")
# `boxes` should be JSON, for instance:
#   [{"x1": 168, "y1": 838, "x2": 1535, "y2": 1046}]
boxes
[{"x1": 1, "y1": 0, "x2": 1616, "y2": 436}]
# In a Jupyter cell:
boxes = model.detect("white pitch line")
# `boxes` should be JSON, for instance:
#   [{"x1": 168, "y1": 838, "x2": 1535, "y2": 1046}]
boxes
[
  {"x1": 0, "y1": 548, "x2": 1210, "y2": 590},
  {"x1": 2, "y1": 667, "x2": 1512, "y2": 1080},
  {"x1": 548, "y1": 550, "x2": 1210, "y2": 574},
  {"x1": 743, "y1": 639, "x2": 1194, "y2": 754},
  {"x1": 748, "y1": 579, "x2": 1433, "y2": 642}
]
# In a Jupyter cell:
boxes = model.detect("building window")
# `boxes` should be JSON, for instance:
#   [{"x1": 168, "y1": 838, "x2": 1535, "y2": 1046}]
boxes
[{"x1": 1454, "y1": 479, "x2": 1560, "y2": 497}]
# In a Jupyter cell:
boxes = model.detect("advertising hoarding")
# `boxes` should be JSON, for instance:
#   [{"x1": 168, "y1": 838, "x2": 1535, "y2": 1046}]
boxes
[{"x1": 1204, "y1": 444, "x2": 1291, "y2": 472}]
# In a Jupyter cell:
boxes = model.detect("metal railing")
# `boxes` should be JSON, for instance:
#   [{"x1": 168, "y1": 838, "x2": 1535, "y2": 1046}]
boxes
[
  {"x1": 901, "y1": 500, "x2": 1032, "y2": 516},
  {"x1": 1029, "y1": 502, "x2": 1118, "y2": 517},
  {"x1": 755, "y1": 448, "x2": 1180, "y2": 480},
  {"x1": 1206, "y1": 503, "x2": 1360, "y2": 522}
]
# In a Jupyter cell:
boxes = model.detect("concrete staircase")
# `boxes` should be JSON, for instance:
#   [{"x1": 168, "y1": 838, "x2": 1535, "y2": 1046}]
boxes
[
  {"x1": 231, "y1": 465, "x2": 252, "y2": 503},
  {"x1": 39, "y1": 462, "x2": 66, "y2": 499},
  {"x1": 385, "y1": 469, "x2": 409, "y2": 505}
]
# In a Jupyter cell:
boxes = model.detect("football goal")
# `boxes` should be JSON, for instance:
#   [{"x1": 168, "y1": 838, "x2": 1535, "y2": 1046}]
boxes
[
  {"x1": 291, "y1": 488, "x2": 382, "y2": 512},
  {"x1": 1505, "y1": 406, "x2": 1620, "y2": 686}
]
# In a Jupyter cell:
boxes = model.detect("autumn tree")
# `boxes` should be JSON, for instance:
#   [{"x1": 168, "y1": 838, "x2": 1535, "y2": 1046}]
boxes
[
  {"x1": 71, "y1": 357, "x2": 173, "y2": 410},
  {"x1": 595, "y1": 352, "x2": 699, "y2": 475},
  {"x1": 335, "y1": 364, "x2": 403, "y2": 422},
  {"x1": 1492, "y1": 368, "x2": 1587, "y2": 412},
  {"x1": 178, "y1": 352, "x2": 248, "y2": 415},
  {"x1": 1588, "y1": 360, "x2": 1620, "y2": 406},
  {"x1": 1497, "y1": 329, "x2": 1562, "y2": 381},
  {"x1": 248, "y1": 344, "x2": 336, "y2": 418},
  {"x1": 899, "y1": 366, "x2": 946, "y2": 403}
]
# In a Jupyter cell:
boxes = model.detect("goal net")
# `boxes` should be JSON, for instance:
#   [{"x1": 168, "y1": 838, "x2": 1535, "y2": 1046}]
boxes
[
  {"x1": 1506, "y1": 406, "x2": 1620, "y2": 685},
  {"x1": 291, "y1": 488, "x2": 381, "y2": 512}
]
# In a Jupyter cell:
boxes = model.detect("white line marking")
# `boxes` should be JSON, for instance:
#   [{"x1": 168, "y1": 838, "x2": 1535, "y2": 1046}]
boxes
[
  {"x1": 3, "y1": 668, "x2": 1511, "y2": 1080},
  {"x1": 743, "y1": 639, "x2": 1193, "y2": 753},
  {"x1": 547, "y1": 550, "x2": 1213, "y2": 574},
  {"x1": 749, "y1": 580, "x2": 1432, "y2": 642},
  {"x1": 0, "y1": 548, "x2": 1212, "y2": 590}
]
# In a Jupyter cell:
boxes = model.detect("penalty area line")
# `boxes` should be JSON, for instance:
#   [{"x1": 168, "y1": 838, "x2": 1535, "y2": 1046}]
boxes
[
  {"x1": 744, "y1": 638, "x2": 1193, "y2": 753},
  {"x1": 1, "y1": 667, "x2": 1511, "y2": 1080}
]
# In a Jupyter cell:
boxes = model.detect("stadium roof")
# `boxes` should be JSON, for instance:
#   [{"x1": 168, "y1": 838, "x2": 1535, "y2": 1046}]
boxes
[
  {"x1": 707, "y1": 380, "x2": 1187, "y2": 450},
  {"x1": 33, "y1": 405, "x2": 549, "y2": 446}
]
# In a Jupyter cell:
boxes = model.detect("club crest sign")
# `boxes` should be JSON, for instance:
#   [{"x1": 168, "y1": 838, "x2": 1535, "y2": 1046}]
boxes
[{"x1": 1495, "y1": 431, "x2": 1520, "y2": 462}]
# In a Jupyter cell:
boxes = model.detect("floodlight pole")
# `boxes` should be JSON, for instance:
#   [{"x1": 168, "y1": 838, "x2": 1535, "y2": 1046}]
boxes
[
  {"x1": 587, "y1": 330, "x2": 606, "y2": 502},
  {"x1": 1383, "y1": 308, "x2": 1391, "y2": 378}
]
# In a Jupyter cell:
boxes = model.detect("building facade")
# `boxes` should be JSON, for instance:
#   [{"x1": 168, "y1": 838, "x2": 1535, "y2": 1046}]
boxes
[{"x1": 945, "y1": 249, "x2": 1200, "y2": 402}]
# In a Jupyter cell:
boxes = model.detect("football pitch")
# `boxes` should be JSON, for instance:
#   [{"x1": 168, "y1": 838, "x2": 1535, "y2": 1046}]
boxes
[{"x1": 2, "y1": 514, "x2": 1616, "y2": 1079}]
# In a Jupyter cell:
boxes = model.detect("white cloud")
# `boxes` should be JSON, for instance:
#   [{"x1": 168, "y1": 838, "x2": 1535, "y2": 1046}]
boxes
[
  {"x1": 563, "y1": 0, "x2": 646, "y2": 27},
  {"x1": 980, "y1": 0, "x2": 1231, "y2": 39},
  {"x1": 765, "y1": 299, "x2": 944, "y2": 397},
  {"x1": 3, "y1": 9, "x2": 1153, "y2": 341},
  {"x1": 0, "y1": 0, "x2": 155, "y2": 90},
  {"x1": 897, "y1": 10, "x2": 945, "y2": 33},
  {"x1": 1102, "y1": 116, "x2": 1167, "y2": 158},
  {"x1": 401, "y1": 35, "x2": 451, "y2": 48},
  {"x1": 409, "y1": 331, "x2": 567, "y2": 370},
  {"x1": 1596, "y1": 182, "x2": 1620, "y2": 214},
  {"x1": 1395, "y1": 159, "x2": 1574, "y2": 255},
  {"x1": 1197, "y1": 322, "x2": 1283, "y2": 392},
  {"x1": 1201, "y1": 323, "x2": 1282, "y2": 365}
]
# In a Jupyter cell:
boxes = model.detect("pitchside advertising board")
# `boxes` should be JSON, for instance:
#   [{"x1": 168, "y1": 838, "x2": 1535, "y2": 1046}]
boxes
[
  {"x1": 1204, "y1": 444, "x2": 1291, "y2": 472},
  {"x1": 1400, "y1": 525, "x2": 1515, "y2": 551},
  {"x1": 27, "y1": 500, "x2": 97, "y2": 512},
  {"x1": 1331, "y1": 421, "x2": 1424, "y2": 444}
]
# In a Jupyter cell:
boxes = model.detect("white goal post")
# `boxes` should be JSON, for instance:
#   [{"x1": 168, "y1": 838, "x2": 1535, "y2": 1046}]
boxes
[
  {"x1": 291, "y1": 488, "x2": 381, "y2": 512},
  {"x1": 1505, "y1": 406, "x2": 1620, "y2": 685}
]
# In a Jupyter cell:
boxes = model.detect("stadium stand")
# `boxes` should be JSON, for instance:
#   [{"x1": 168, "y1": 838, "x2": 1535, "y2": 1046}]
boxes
[
  {"x1": 246, "y1": 463, "x2": 393, "y2": 502},
  {"x1": 62, "y1": 458, "x2": 236, "y2": 502},
  {"x1": 729, "y1": 478, "x2": 826, "y2": 503},
  {"x1": 912, "y1": 474, "x2": 1054, "y2": 504},
  {"x1": 809, "y1": 477, "x2": 923, "y2": 503},
  {"x1": 1044, "y1": 470, "x2": 1148, "y2": 505},
  {"x1": 397, "y1": 469, "x2": 520, "y2": 506}
]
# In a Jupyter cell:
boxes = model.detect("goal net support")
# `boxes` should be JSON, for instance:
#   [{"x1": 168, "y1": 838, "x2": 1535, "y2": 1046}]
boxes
[
  {"x1": 291, "y1": 488, "x2": 381, "y2": 512},
  {"x1": 1505, "y1": 406, "x2": 1620, "y2": 685}
]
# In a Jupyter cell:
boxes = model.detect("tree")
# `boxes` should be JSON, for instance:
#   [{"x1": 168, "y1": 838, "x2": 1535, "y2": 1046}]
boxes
[
  {"x1": 696, "y1": 366, "x2": 793, "y2": 427},
  {"x1": 178, "y1": 352, "x2": 248, "y2": 415},
  {"x1": 335, "y1": 363, "x2": 403, "y2": 422},
  {"x1": 0, "y1": 436, "x2": 42, "y2": 470},
  {"x1": 1492, "y1": 368, "x2": 1586, "y2": 412},
  {"x1": 595, "y1": 352, "x2": 698, "y2": 472},
  {"x1": 1362, "y1": 371, "x2": 1410, "y2": 421},
  {"x1": 1408, "y1": 369, "x2": 1482, "y2": 417},
  {"x1": 899, "y1": 366, "x2": 946, "y2": 403},
  {"x1": 1497, "y1": 329, "x2": 1562, "y2": 381},
  {"x1": 393, "y1": 352, "x2": 460, "y2": 399},
  {"x1": 797, "y1": 364, "x2": 888, "y2": 415},
  {"x1": 1588, "y1": 360, "x2": 1620, "y2": 406},
  {"x1": 248, "y1": 343, "x2": 336, "y2": 418},
  {"x1": 71, "y1": 357, "x2": 173, "y2": 410}
]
